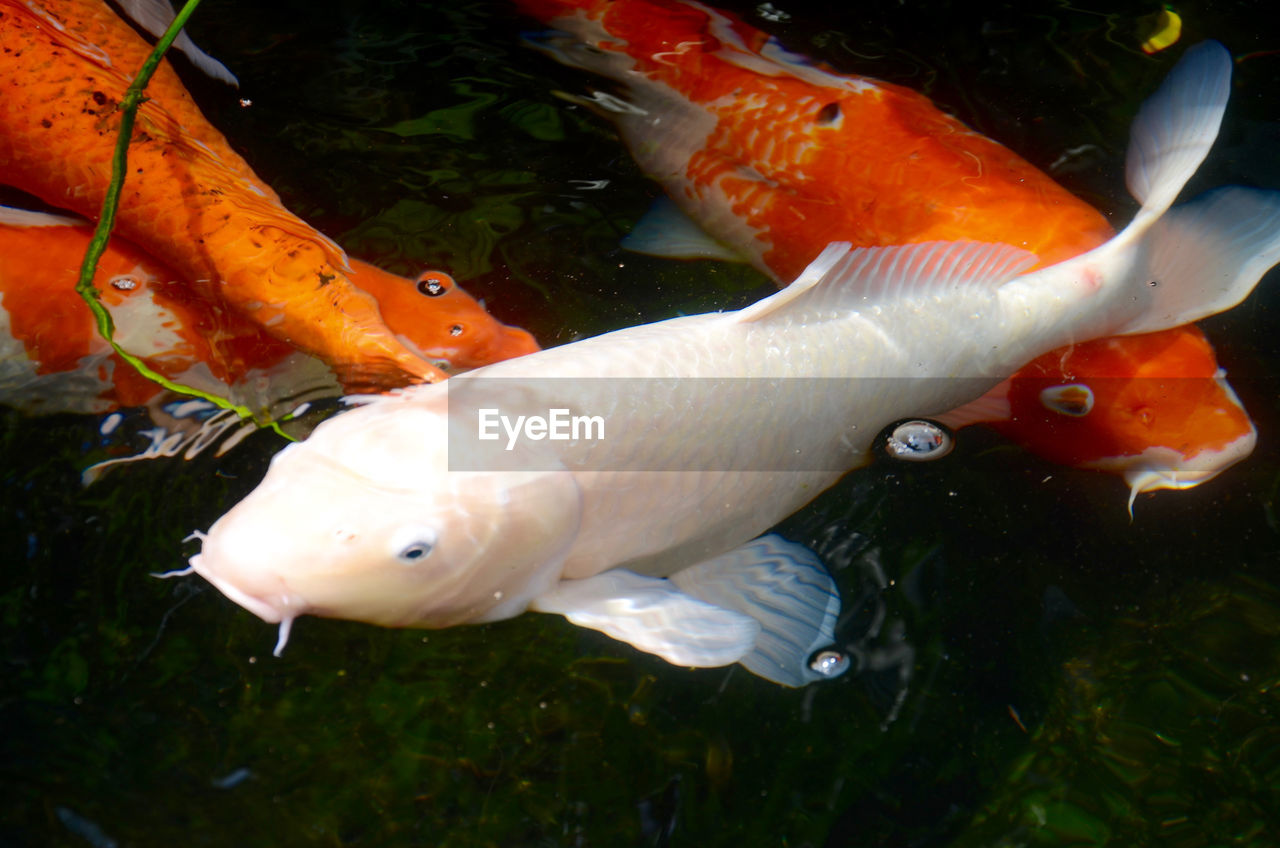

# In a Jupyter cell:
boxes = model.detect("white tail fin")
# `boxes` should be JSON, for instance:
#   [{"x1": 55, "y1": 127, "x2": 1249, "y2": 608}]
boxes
[
  {"x1": 993, "y1": 43, "x2": 1273, "y2": 356},
  {"x1": 1126, "y1": 41, "x2": 1232, "y2": 226},
  {"x1": 1120, "y1": 186, "x2": 1280, "y2": 334}
]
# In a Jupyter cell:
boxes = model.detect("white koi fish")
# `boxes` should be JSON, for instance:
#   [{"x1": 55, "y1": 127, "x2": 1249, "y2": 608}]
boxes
[{"x1": 186, "y1": 43, "x2": 1280, "y2": 686}]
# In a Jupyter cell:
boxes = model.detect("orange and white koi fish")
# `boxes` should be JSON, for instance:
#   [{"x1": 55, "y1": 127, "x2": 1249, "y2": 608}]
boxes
[
  {"x1": 0, "y1": 206, "x2": 538, "y2": 415},
  {"x1": 954, "y1": 329, "x2": 1256, "y2": 512},
  {"x1": 0, "y1": 0, "x2": 535, "y2": 392},
  {"x1": 516, "y1": 0, "x2": 1258, "y2": 504}
]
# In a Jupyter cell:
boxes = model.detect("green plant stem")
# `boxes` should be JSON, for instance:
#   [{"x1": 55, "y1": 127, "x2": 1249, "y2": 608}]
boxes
[{"x1": 74, "y1": 0, "x2": 293, "y2": 438}]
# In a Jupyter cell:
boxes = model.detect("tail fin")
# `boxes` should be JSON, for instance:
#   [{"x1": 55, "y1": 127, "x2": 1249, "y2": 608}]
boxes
[
  {"x1": 1125, "y1": 41, "x2": 1233, "y2": 228},
  {"x1": 1077, "y1": 41, "x2": 1280, "y2": 336},
  {"x1": 1119, "y1": 186, "x2": 1280, "y2": 334},
  {"x1": 998, "y1": 43, "x2": 1273, "y2": 350}
]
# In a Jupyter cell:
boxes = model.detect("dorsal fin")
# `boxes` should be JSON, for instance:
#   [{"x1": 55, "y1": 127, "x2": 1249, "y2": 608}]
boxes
[{"x1": 735, "y1": 240, "x2": 1038, "y2": 324}]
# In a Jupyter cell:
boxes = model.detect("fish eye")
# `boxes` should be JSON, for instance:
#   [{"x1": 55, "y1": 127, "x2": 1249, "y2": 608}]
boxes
[
  {"x1": 1040, "y1": 384, "x2": 1094, "y2": 417},
  {"x1": 398, "y1": 542, "x2": 433, "y2": 562},
  {"x1": 449, "y1": 324, "x2": 464, "y2": 337},
  {"x1": 815, "y1": 102, "x2": 841, "y2": 126},
  {"x1": 416, "y1": 272, "x2": 453, "y2": 297},
  {"x1": 390, "y1": 526, "x2": 439, "y2": 565}
]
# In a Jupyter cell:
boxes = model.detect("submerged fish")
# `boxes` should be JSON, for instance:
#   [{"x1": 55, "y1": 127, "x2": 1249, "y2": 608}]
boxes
[
  {"x1": 0, "y1": 0, "x2": 534, "y2": 391},
  {"x1": 187, "y1": 44, "x2": 1280, "y2": 685},
  {"x1": 516, "y1": 0, "x2": 1258, "y2": 503},
  {"x1": 938, "y1": 328, "x2": 1256, "y2": 513},
  {"x1": 0, "y1": 207, "x2": 539, "y2": 415}
]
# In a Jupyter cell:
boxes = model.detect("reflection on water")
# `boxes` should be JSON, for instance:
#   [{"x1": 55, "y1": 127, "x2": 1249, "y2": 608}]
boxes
[{"x1": 2, "y1": 0, "x2": 1279, "y2": 845}]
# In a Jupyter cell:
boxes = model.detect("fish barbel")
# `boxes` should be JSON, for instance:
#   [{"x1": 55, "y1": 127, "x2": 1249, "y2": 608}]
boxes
[{"x1": 188, "y1": 43, "x2": 1280, "y2": 685}]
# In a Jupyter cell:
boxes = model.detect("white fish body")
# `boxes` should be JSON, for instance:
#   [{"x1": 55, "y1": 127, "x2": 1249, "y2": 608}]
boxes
[{"x1": 189, "y1": 43, "x2": 1280, "y2": 685}]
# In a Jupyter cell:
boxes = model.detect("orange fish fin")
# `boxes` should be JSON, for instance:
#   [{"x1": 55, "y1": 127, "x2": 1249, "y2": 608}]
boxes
[{"x1": 335, "y1": 357, "x2": 449, "y2": 395}]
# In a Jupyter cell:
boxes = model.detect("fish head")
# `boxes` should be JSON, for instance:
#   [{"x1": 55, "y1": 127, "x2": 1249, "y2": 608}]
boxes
[
  {"x1": 345, "y1": 260, "x2": 540, "y2": 374},
  {"x1": 189, "y1": 389, "x2": 582, "y2": 651},
  {"x1": 997, "y1": 327, "x2": 1256, "y2": 506}
]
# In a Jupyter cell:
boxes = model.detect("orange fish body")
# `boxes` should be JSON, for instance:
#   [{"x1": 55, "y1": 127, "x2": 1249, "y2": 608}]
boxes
[
  {"x1": 519, "y1": 0, "x2": 1114, "y2": 276},
  {"x1": 0, "y1": 0, "x2": 536, "y2": 391},
  {"x1": 0, "y1": 208, "x2": 282, "y2": 413},
  {"x1": 0, "y1": 208, "x2": 539, "y2": 414},
  {"x1": 518, "y1": 0, "x2": 1256, "y2": 499}
]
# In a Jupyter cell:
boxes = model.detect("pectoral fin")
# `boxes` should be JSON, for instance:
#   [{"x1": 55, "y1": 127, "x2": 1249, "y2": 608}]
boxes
[
  {"x1": 669, "y1": 535, "x2": 846, "y2": 687},
  {"x1": 530, "y1": 570, "x2": 760, "y2": 668},
  {"x1": 621, "y1": 198, "x2": 748, "y2": 263},
  {"x1": 533, "y1": 536, "x2": 848, "y2": 687},
  {"x1": 116, "y1": 0, "x2": 241, "y2": 87}
]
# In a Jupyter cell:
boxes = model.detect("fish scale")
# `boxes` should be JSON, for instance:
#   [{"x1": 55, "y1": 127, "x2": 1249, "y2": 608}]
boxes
[
  {"x1": 0, "y1": 0, "x2": 444, "y2": 391},
  {"x1": 188, "y1": 28, "x2": 1280, "y2": 685},
  {"x1": 522, "y1": 0, "x2": 1259, "y2": 505},
  {"x1": 549, "y1": 1, "x2": 1113, "y2": 277}
]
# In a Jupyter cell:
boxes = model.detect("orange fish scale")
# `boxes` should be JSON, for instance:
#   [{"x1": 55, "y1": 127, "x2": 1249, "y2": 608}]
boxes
[
  {"x1": 616, "y1": 21, "x2": 1115, "y2": 276},
  {"x1": 0, "y1": 0, "x2": 442, "y2": 390}
]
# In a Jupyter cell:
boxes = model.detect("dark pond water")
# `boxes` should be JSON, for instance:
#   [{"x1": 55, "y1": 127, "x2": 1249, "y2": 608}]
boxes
[{"x1": 3, "y1": 0, "x2": 1279, "y2": 845}]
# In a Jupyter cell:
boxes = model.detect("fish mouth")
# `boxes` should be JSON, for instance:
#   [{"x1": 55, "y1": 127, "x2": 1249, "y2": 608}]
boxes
[
  {"x1": 1118, "y1": 425, "x2": 1258, "y2": 516},
  {"x1": 188, "y1": 552, "x2": 305, "y2": 625},
  {"x1": 189, "y1": 553, "x2": 307, "y2": 657}
]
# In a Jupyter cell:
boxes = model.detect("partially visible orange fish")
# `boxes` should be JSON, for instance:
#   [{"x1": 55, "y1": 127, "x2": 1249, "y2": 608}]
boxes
[
  {"x1": 347, "y1": 263, "x2": 539, "y2": 375},
  {"x1": 517, "y1": 0, "x2": 1257, "y2": 504},
  {"x1": 0, "y1": 0, "x2": 535, "y2": 391},
  {"x1": 0, "y1": 206, "x2": 254, "y2": 414},
  {"x1": 946, "y1": 329, "x2": 1256, "y2": 512},
  {"x1": 0, "y1": 206, "x2": 537, "y2": 414}
]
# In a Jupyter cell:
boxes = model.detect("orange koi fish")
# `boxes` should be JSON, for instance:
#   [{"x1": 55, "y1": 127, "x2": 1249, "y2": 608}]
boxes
[
  {"x1": 0, "y1": 0, "x2": 535, "y2": 392},
  {"x1": 517, "y1": 0, "x2": 1256, "y2": 504},
  {"x1": 0, "y1": 207, "x2": 537, "y2": 414},
  {"x1": 962, "y1": 330, "x2": 1256, "y2": 511}
]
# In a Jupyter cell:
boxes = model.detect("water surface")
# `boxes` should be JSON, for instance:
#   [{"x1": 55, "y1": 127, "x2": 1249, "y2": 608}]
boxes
[{"x1": 3, "y1": 1, "x2": 1279, "y2": 845}]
